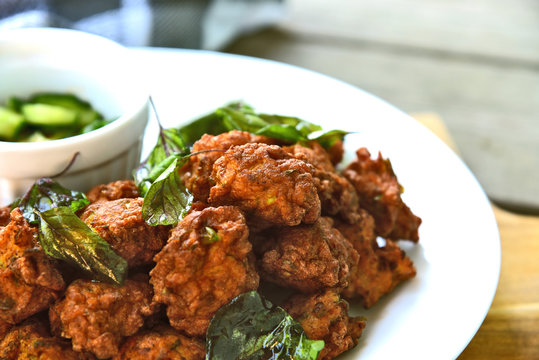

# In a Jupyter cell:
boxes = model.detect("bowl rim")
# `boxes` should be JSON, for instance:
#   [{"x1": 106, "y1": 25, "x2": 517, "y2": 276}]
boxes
[{"x1": 0, "y1": 27, "x2": 150, "y2": 152}]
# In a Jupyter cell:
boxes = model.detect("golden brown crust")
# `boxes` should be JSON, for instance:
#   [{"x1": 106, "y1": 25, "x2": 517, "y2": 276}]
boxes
[
  {"x1": 335, "y1": 215, "x2": 416, "y2": 308},
  {"x1": 0, "y1": 205, "x2": 10, "y2": 227},
  {"x1": 0, "y1": 209, "x2": 64, "y2": 325},
  {"x1": 283, "y1": 289, "x2": 366, "y2": 360},
  {"x1": 209, "y1": 143, "x2": 321, "y2": 227},
  {"x1": 150, "y1": 206, "x2": 259, "y2": 337},
  {"x1": 49, "y1": 277, "x2": 159, "y2": 359},
  {"x1": 343, "y1": 147, "x2": 422, "y2": 241},
  {"x1": 86, "y1": 180, "x2": 140, "y2": 204},
  {"x1": 285, "y1": 143, "x2": 361, "y2": 224},
  {"x1": 0, "y1": 319, "x2": 95, "y2": 360},
  {"x1": 180, "y1": 130, "x2": 257, "y2": 202},
  {"x1": 258, "y1": 217, "x2": 358, "y2": 293},
  {"x1": 80, "y1": 198, "x2": 169, "y2": 267},
  {"x1": 113, "y1": 325, "x2": 205, "y2": 360}
]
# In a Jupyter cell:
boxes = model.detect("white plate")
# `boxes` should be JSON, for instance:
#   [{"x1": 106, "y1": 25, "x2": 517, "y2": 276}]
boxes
[{"x1": 133, "y1": 48, "x2": 501, "y2": 360}]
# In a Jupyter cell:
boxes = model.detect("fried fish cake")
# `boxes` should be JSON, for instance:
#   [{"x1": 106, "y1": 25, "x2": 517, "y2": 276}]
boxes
[
  {"x1": 209, "y1": 143, "x2": 321, "y2": 227},
  {"x1": 150, "y1": 206, "x2": 259, "y2": 337},
  {"x1": 283, "y1": 289, "x2": 365, "y2": 360},
  {"x1": 0, "y1": 209, "x2": 64, "y2": 325},
  {"x1": 80, "y1": 198, "x2": 169, "y2": 267},
  {"x1": 342, "y1": 147, "x2": 421, "y2": 241},
  {"x1": 113, "y1": 325, "x2": 204, "y2": 360},
  {"x1": 49, "y1": 276, "x2": 158, "y2": 359},
  {"x1": 0, "y1": 205, "x2": 10, "y2": 226},
  {"x1": 180, "y1": 130, "x2": 258, "y2": 202},
  {"x1": 259, "y1": 217, "x2": 358, "y2": 293},
  {"x1": 285, "y1": 143, "x2": 361, "y2": 224},
  {"x1": 0, "y1": 319, "x2": 95, "y2": 360},
  {"x1": 335, "y1": 214, "x2": 416, "y2": 308},
  {"x1": 86, "y1": 180, "x2": 139, "y2": 204}
]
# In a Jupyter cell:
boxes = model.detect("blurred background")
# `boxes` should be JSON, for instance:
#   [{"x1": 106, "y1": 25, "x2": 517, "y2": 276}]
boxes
[{"x1": 1, "y1": 0, "x2": 538, "y2": 214}]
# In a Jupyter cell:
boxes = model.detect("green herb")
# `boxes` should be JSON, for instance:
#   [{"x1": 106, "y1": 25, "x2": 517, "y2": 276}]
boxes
[
  {"x1": 311, "y1": 129, "x2": 349, "y2": 149},
  {"x1": 142, "y1": 156, "x2": 193, "y2": 226},
  {"x1": 134, "y1": 119, "x2": 193, "y2": 226},
  {"x1": 177, "y1": 102, "x2": 348, "y2": 148},
  {"x1": 135, "y1": 127, "x2": 189, "y2": 197},
  {"x1": 201, "y1": 226, "x2": 220, "y2": 244},
  {"x1": 35, "y1": 206, "x2": 128, "y2": 285},
  {"x1": 14, "y1": 177, "x2": 89, "y2": 224},
  {"x1": 206, "y1": 291, "x2": 324, "y2": 360}
]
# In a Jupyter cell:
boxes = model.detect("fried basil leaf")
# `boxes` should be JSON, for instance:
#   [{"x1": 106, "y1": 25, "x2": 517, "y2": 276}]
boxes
[
  {"x1": 206, "y1": 291, "x2": 324, "y2": 360},
  {"x1": 35, "y1": 206, "x2": 128, "y2": 285},
  {"x1": 135, "y1": 127, "x2": 189, "y2": 197},
  {"x1": 142, "y1": 156, "x2": 193, "y2": 226},
  {"x1": 14, "y1": 177, "x2": 89, "y2": 224},
  {"x1": 311, "y1": 129, "x2": 349, "y2": 149},
  {"x1": 176, "y1": 112, "x2": 230, "y2": 147},
  {"x1": 177, "y1": 102, "x2": 347, "y2": 148}
]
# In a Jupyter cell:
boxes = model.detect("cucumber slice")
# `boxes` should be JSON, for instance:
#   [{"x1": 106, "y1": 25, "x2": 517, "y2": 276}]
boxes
[
  {"x1": 22, "y1": 103, "x2": 77, "y2": 126},
  {"x1": 0, "y1": 106, "x2": 25, "y2": 140},
  {"x1": 29, "y1": 93, "x2": 92, "y2": 111},
  {"x1": 6, "y1": 96, "x2": 24, "y2": 112},
  {"x1": 29, "y1": 93, "x2": 103, "y2": 127},
  {"x1": 78, "y1": 109, "x2": 103, "y2": 127}
]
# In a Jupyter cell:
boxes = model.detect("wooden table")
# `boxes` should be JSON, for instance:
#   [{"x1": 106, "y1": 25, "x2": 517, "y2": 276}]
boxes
[
  {"x1": 459, "y1": 206, "x2": 539, "y2": 359},
  {"x1": 414, "y1": 114, "x2": 539, "y2": 359}
]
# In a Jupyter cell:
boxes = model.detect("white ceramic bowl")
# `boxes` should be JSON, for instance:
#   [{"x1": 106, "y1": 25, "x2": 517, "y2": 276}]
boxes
[{"x1": 0, "y1": 28, "x2": 149, "y2": 206}]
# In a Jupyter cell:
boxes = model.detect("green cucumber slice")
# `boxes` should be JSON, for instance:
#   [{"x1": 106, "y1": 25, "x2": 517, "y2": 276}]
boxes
[
  {"x1": 0, "y1": 106, "x2": 25, "y2": 140},
  {"x1": 22, "y1": 103, "x2": 77, "y2": 126}
]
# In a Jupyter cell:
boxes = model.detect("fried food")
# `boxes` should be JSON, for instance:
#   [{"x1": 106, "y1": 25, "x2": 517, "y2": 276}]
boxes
[
  {"x1": 0, "y1": 126, "x2": 424, "y2": 359},
  {"x1": 113, "y1": 325, "x2": 205, "y2": 360},
  {"x1": 326, "y1": 138, "x2": 345, "y2": 166},
  {"x1": 285, "y1": 143, "x2": 361, "y2": 224},
  {"x1": 150, "y1": 206, "x2": 259, "y2": 337},
  {"x1": 343, "y1": 147, "x2": 422, "y2": 241},
  {"x1": 0, "y1": 318, "x2": 11, "y2": 339},
  {"x1": 283, "y1": 289, "x2": 366, "y2": 360},
  {"x1": 80, "y1": 198, "x2": 169, "y2": 267},
  {"x1": 180, "y1": 130, "x2": 258, "y2": 202},
  {"x1": 0, "y1": 208, "x2": 64, "y2": 325},
  {"x1": 0, "y1": 205, "x2": 10, "y2": 226},
  {"x1": 209, "y1": 143, "x2": 321, "y2": 227},
  {"x1": 49, "y1": 276, "x2": 158, "y2": 359},
  {"x1": 86, "y1": 180, "x2": 139, "y2": 204},
  {"x1": 335, "y1": 214, "x2": 416, "y2": 308},
  {"x1": 0, "y1": 319, "x2": 95, "y2": 360},
  {"x1": 284, "y1": 142, "x2": 335, "y2": 173},
  {"x1": 258, "y1": 217, "x2": 358, "y2": 293}
]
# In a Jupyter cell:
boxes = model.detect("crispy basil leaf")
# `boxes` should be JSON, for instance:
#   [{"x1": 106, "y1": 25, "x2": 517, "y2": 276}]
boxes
[
  {"x1": 217, "y1": 105, "x2": 269, "y2": 133},
  {"x1": 15, "y1": 177, "x2": 89, "y2": 224},
  {"x1": 35, "y1": 207, "x2": 128, "y2": 285},
  {"x1": 310, "y1": 129, "x2": 349, "y2": 149},
  {"x1": 178, "y1": 102, "x2": 347, "y2": 149},
  {"x1": 206, "y1": 291, "x2": 324, "y2": 360},
  {"x1": 177, "y1": 112, "x2": 231, "y2": 147},
  {"x1": 254, "y1": 124, "x2": 306, "y2": 143},
  {"x1": 142, "y1": 156, "x2": 193, "y2": 226},
  {"x1": 258, "y1": 113, "x2": 322, "y2": 137},
  {"x1": 135, "y1": 127, "x2": 189, "y2": 197}
]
